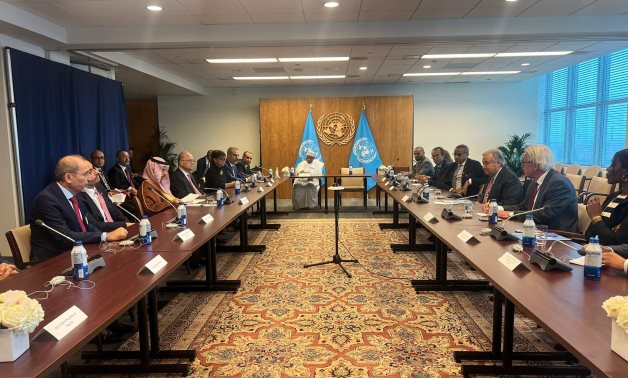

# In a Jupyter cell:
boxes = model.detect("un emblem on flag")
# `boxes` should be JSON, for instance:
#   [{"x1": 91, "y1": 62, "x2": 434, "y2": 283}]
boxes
[
  {"x1": 316, "y1": 112, "x2": 355, "y2": 146},
  {"x1": 353, "y1": 137, "x2": 378, "y2": 164},
  {"x1": 298, "y1": 140, "x2": 321, "y2": 160}
]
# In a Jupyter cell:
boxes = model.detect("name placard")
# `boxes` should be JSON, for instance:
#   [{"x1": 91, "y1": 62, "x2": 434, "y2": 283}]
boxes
[
  {"x1": 266, "y1": 182, "x2": 272, "y2": 187},
  {"x1": 402, "y1": 195, "x2": 411, "y2": 202},
  {"x1": 199, "y1": 214, "x2": 214, "y2": 224},
  {"x1": 174, "y1": 228, "x2": 195, "y2": 242},
  {"x1": 44, "y1": 305, "x2": 88, "y2": 340},
  {"x1": 498, "y1": 252, "x2": 524, "y2": 271},
  {"x1": 137, "y1": 254, "x2": 168, "y2": 275},
  {"x1": 457, "y1": 230, "x2": 480, "y2": 244},
  {"x1": 423, "y1": 212, "x2": 439, "y2": 223},
  {"x1": 257, "y1": 187, "x2": 264, "y2": 193},
  {"x1": 238, "y1": 197, "x2": 250, "y2": 205},
  {"x1": 382, "y1": 178, "x2": 388, "y2": 182}
]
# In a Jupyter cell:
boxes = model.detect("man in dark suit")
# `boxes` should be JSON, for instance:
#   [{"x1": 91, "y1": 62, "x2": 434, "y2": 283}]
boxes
[
  {"x1": 501, "y1": 145, "x2": 577, "y2": 232},
  {"x1": 30, "y1": 155, "x2": 128, "y2": 261},
  {"x1": 81, "y1": 166, "x2": 129, "y2": 223},
  {"x1": 90, "y1": 149, "x2": 113, "y2": 192},
  {"x1": 194, "y1": 150, "x2": 212, "y2": 185},
  {"x1": 237, "y1": 150, "x2": 254, "y2": 177},
  {"x1": 107, "y1": 150, "x2": 137, "y2": 194},
  {"x1": 420, "y1": 146, "x2": 452, "y2": 188},
  {"x1": 441, "y1": 144, "x2": 488, "y2": 197},
  {"x1": 478, "y1": 149, "x2": 522, "y2": 205},
  {"x1": 170, "y1": 151, "x2": 204, "y2": 198}
]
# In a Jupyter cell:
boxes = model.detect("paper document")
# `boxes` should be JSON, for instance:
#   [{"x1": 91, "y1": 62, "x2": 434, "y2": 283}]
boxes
[
  {"x1": 511, "y1": 232, "x2": 571, "y2": 241},
  {"x1": 569, "y1": 256, "x2": 585, "y2": 266},
  {"x1": 109, "y1": 193, "x2": 126, "y2": 204},
  {"x1": 180, "y1": 193, "x2": 200, "y2": 203}
]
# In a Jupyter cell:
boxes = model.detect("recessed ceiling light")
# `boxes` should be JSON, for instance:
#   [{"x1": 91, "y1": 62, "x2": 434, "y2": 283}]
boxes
[
  {"x1": 403, "y1": 72, "x2": 461, "y2": 77},
  {"x1": 290, "y1": 75, "x2": 345, "y2": 79},
  {"x1": 359, "y1": 66, "x2": 367, "y2": 71},
  {"x1": 505, "y1": 0, "x2": 518, "y2": 2},
  {"x1": 423, "y1": 65, "x2": 432, "y2": 69},
  {"x1": 460, "y1": 71, "x2": 520, "y2": 75},
  {"x1": 324, "y1": 2, "x2": 340, "y2": 8},
  {"x1": 278, "y1": 57, "x2": 349, "y2": 62},
  {"x1": 421, "y1": 53, "x2": 495, "y2": 59},
  {"x1": 495, "y1": 51, "x2": 572, "y2": 57},
  {"x1": 233, "y1": 76, "x2": 289, "y2": 80},
  {"x1": 521, "y1": 62, "x2": 530, "y2": 66},
  {"x1": 207, "y1": 58, "x2": 278, "y2": 63},
  {"x1": 146, "y1": 5, "x2": 163, "y2": 12}
]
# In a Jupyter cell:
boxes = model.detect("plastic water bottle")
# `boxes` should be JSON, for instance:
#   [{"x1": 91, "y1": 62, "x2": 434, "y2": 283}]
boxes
[
  {"x1": 522, "y1": 215, "x2": 536, "y2": 247},
  {"x1": 488, "y1": 199, "x2": 498, "y2": 226},
  {"x1": 584, "y1": 235, "x2": 602, "y2": 280},
  {"x1": 216, "y1": 189, "x2": 224, "y2": 207},
  {"x1": 268, "y1": 168, "x2": 273, "y2": 177},
  {"x1": 422, "y1": 187, "x2": 430, "y2": 201},
  {"x1": 252, "y1": 174, "x2": 257, "y2": 186},
  {"x1": 71, "y1": 241, "x2": 89, "y2": 280},
  {"x1": 139, "y1": 215, "x2": 152, "y2": 244},
  {"x1": 235, "y1": 179, "x2": 241, "y2": 195},
  {"x1": 177, "y1": 204, "x2": 187, "y2": 226},
  {"x1": 290, "y1": 167, "x2": 295, "y2": 176},
  {"x1": 349, "y1": 165, "x2": 353, "y2": 175}
]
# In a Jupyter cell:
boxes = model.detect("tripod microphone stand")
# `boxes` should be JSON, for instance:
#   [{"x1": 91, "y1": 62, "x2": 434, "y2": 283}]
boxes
[{"x1": 304, "y1": 181, "x2": 358, "y2": 278}]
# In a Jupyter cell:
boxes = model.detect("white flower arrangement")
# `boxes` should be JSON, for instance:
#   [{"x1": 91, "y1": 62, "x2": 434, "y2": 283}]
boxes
[
  {"x1": 281, "y1": 166, "x2": 290, "y2": 173},
  {"x1": 0, "y1": 290, "x2": 45, "y2": 335},
  {"x1": 602, "y1": 295, "x2": 628, "y2": 333}
]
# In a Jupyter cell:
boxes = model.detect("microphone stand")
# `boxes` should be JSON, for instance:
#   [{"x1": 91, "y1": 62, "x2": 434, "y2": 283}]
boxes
[
  {"x1": 304, "y1": 182, "x2": 358, "y2": 278},
  {"x1": 490, "y1": 207, "x2": 546, "y2": 241}
]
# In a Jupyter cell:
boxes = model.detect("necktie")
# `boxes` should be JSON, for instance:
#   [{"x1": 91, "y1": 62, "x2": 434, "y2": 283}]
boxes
[
  {"x1": 527, "y1": 181, "x2": 539, "y2": 210},
  {"x1": 454, "y1": 164, "x2": 464, "y2": 189},
  {"x1": 483, "y1": 176, "x2": 495, "y2": 203},
  {"x1": 99, "y1": 169, "x2": 111, "y2": 191},
  {"x1": 125, "y1": 167, "x2": 135, "y2": 189},
  {"x1": 95, "y1": 191, "x2": 113, "y2": 222},
  {"x1": 70, "y1": 196, "x2": 87, "y2": 232},
  {"x1": 186, "y1": 173, "x2": 201, "y2": 194}
]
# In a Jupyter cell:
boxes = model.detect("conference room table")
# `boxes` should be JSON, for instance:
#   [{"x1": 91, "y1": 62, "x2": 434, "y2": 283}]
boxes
[
  {"x1": 377, "y1": 180, "x2": 628, "y2": 377},
  {"x1": 289, "y1": 173, "x2": 373, "y2": 213}
]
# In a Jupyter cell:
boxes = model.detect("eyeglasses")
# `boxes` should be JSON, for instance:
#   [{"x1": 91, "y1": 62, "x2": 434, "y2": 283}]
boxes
[
  {"x1": 70, "y1": 169, "x2": 93, "y2": 177},
  {"x1": 482, "y1": 161, "x2": 496, "y2": 166},
  {"x1": 181, "y1": 159, "x2": 195, "y2": 163}
]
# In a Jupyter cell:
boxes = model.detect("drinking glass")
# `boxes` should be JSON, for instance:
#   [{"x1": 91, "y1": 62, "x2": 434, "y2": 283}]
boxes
[{"x1": 536, "y1": 225, "x2": 548, "y2": 250}]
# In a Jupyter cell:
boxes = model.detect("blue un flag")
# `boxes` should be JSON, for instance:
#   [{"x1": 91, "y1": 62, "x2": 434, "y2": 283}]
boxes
[
  {"x1": 349, "y1": 110, "x2": 382, "y2": 190},
  {"x1": 295, "y1": 110, "x2": 325, "y2": 173}
]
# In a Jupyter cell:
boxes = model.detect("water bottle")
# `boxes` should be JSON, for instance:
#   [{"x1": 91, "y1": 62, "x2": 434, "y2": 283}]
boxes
[
  {"x1": 349, "y1": 165, "x2": 353, "y2": 175},
  {"x1": 252, "y1": 174, "x2": 257, "y2": 186},
  {"x1": 290, "y1": 167, "x2": 295, "y2": 176},
  {"x1": 177, "y1": 204, "x2": 187, "y2": 226},
  {"x1": 268, "y1": 168, "x2": 273, "y2": 177},
  {"x1": 488, "y1": 199, "x2": 498, "y2": 226},
  {"x1": 275, "y1": 167, "x2": 279, "y2": 178},
  {"x1": 584, "y1": 235, "x2": 602, "y2": 280},
  {"x1": 522, "y1": 215, "x2": 536, "y2": 247},
  {"x1": 235, "y1": 179, "x2": 241, "y2": 195},
  {"x1": 422, "y1": 187, "x2": 430, "y2": 201},
  {"x1": 216, "y1": 189, "x2": 224, "y2": 207},
  {"x1": 71, "y1": 241, "x2": 89, "y2": 280},
  {"x1": 139, "y1": 215, "x2": 152, "y2": 244}
]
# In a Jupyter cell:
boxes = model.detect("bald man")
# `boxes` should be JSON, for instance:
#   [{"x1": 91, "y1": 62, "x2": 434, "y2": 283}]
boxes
[{"x1": 170, "y1": 151, "x2": 204, "y2": 198}]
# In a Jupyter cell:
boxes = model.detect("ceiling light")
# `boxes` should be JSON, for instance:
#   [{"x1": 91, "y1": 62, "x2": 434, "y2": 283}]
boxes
[
  {"x1": 505, "y1": 0, "x2": 518, "y2": 2},
  {"x1": 290, "y1": 75, "x2": 345, "y2": 79},
  {"x1": 278, "y1": 57, "x2": 349, "y2": 62},
  {"x1": 207, "y1": 58, "x2": 278, "y2": 63},
  {"x1": 403, "y1": 72, "x2": 461, "y2": 77},
  {"x1": 495, "y1": 51, "x2": 572, "y2": 57},
  {"x1": 324, "y1": 2, "x2": 340, "y2": 8},
  {"x1": 146, "y1": 5, "x2": 163, "y2": 11},
  {"x1": 359, "y1": 66, "x2": 367, "y2": 71},
  {"x1": 233, "y1": 76, "x2": 289, "y2": 80},
  {"x1": 421, "y1": 53, "x2": 495, "y2": 59},
  {"x1": 460, "y1": 71, "x2": 520, "y2": 75},
  {"x1": 521, "y1": 62, "x2": 530, "y2": 66},
  {"x1": 422, "y1": 65, "x2": 432, "y2": 69}
]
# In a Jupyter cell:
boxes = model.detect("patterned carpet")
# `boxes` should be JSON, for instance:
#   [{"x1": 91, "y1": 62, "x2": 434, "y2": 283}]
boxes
[{"x1": 117, "y1": 218, "x2": 558, "y2": 377}]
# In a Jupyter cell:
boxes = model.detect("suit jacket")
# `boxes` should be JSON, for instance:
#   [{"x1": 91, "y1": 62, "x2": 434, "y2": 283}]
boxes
[
  {"x1": 224, "y1": 161, "x2": 245, "y2": 183},
  {"x1": 478, "y1": 167, "x2": 523, "y2": 205},
  {"x1": 80, "y1": 186, "x2": 128, "y2": 223},
  {"x1": 441, "y1": 158, "x2": 488, "y2": 196},
  {"x1": 30, "y1": 183, "x2": 121, "y2": 261},
  {"x1": 236, "y1": 161, "x2": 253, "y2": 176},
  {"x1": 170, "y1": 168, "x2": 203, "y2": 198},
  {"x1": 194, "y1": 157, "x2": 210, "y2": 183},
  {"x1": 585, "y1": 192, "x2": 628, "y2": 245},
  {"x1": 429, "y1": 160, "x2": 452, "y2": 188},
  {"x1": 107, "y1": 164, "x2": 134, "y2": 190},
  {"x1": 411, "y1": 158, "x2": 434, "y2": 178},
  {"x1": 503, "y1": 169, "x2": 577, "y2": 232}
]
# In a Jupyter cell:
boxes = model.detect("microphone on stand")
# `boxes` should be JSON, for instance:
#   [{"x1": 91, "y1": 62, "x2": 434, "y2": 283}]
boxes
[
  {"x1": 203, "y1": 187, "x2": 233, "y2": 204},
  {"x1": 34, "y1": 219, "x2": 76, "y2": 243},
  {"x1": 490, "y1": 206, "x2": 547, "y2": 241},
  {"x1": 149, "y1": 188, "x2": 180, "y2": 226},
  {"x1": 441, "y1": 194, "x2": 479, "y2": 221}
]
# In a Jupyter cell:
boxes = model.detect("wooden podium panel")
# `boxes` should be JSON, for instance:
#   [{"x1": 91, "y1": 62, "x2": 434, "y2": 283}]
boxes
[{"x1": 260, "y1": 96, "x2": 413, "y2": 199}]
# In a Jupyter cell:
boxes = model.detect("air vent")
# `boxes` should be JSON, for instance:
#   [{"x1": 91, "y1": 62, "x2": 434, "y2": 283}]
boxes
[
  {"x1": 253, "y1": 67, "x2": 286, "y2": 73},
  {"x1": 350, "y1": 57, "x2": 368, "y2": 61},
  {"x1": 387, "y1": 74, "x2": 401, "y2": 77},
  {"x1": 444, "y1": 62, "x2": 479, "y2": 69}
]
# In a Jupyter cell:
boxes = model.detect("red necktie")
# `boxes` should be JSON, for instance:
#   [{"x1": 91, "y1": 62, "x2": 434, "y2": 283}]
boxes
[
  {"x1": 95, "y1": 191, "x2": 113, "y2": 222},
  {"x1": 70, "y1": 196, "x2": 87, "y2": 232},
  {"x1": 483, "y1": 177, "x2": 495, "y2": 204},
  {"x1": 527, "y1": 181, "x2": 539, "y2": 210},
  {"x1": 125, "y1": 168, "x2": 135, "y2": 189}
]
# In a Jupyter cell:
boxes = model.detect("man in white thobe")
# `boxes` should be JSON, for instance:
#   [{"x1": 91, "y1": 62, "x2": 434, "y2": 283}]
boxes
[{"x1": 292, "y1": 150, "x2": 324, "y2": 209}]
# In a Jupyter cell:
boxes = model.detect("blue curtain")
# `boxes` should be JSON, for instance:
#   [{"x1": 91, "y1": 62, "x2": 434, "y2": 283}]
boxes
[{"x1": 9, "y1": 48, "x2": 129, "y2": 219}]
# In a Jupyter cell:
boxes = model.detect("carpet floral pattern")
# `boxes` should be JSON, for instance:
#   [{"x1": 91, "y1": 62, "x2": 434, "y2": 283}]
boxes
[{"x1": 117, "y1": 218, "x2": 557, "y2": 377}]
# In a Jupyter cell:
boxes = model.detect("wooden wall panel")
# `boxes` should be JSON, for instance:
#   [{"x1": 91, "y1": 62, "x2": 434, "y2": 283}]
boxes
[
  {"x1": 260, "y1": 96, "x2": 413, "y2": 199},
  {"x1": 126, "y1": 99, "x2": 159, "y2": 174}
]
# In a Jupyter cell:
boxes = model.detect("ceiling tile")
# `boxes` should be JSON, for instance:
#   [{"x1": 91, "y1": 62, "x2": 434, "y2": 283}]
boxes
[
  {"x1": 518, "y1": 0, "x2": 597, "y2": 17},
  {"x1": 177, "y1": 0, "x2": 247, "y2": 15},
  {"x1": 361, "y1": 0, "x2": 421, "y2": 11},
  {"x1": 305, "y1": 12, "x2": 358, "y2": 22},
  {"x1": 196, "y1": 13, "x2": 253, "y2": 24},
  {"x1": 360, "y1": 10, "x2": 414, "y2": 21},
  {"x1": 249, "y1": 12, "x2": 305, "y2": 23},
  {"x1": 574, "y1": 0, "x2": 628, "y2": 15},
  {"x1": 240, "y1": 0, "x2": 303, "y2": 13},
  {"x1": 410, "y1": 8, "x2": 470, "y2": 19},
  {"x1": 301, "y1": 0, "x2": 361, "y2": 12}
]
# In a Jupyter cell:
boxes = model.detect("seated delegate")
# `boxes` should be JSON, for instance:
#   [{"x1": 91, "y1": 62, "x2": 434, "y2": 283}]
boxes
[{"x1": 137, "y1": 157, "x2": 180, "y2": 214}]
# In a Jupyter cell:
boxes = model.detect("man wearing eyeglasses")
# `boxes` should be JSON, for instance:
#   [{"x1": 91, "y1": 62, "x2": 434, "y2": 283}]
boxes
[
  {"x1": 441, "y1": 144, "x2": 488, "y2": 197},
  {"x1": 170, "y1": 151, "x2": 204, "y2": 198},
  {"x1": 30, "y1": 155, "x2": 128, "y2": 261},
  {"x1": 478, "y1": 149, "x2": 522, "y2": 206}
]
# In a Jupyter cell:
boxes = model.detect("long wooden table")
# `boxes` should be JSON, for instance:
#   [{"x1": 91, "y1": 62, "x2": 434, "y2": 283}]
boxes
[
  {"x1": 289, "y1": 173, "x2": 373, "y2": 213},
  {"x1": 377, "y1": 180, "x2": 628, "y2": 377}
]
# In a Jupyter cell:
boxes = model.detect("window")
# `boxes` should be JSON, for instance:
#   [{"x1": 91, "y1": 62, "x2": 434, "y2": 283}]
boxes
[{"x1": 538, "y1": 48, "x2": 628, "y2": 167}]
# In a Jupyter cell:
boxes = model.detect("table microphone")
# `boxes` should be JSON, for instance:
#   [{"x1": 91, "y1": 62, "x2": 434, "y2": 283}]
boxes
[
  {"x1": 203, "y1": 188, "x2": 233, "y2": 204},
  {"x1": 441, "y1": 194, "x2": 479, "y2": 221},
  {"x1": 490, "y1": 206, "x2": 547, "y2": 241},
  {"x1": 149, "y1": 188, "x2": 180, "y2": 226},
  {"x1": 34, "y1": 219, "x2": 76, "y2": 243}
]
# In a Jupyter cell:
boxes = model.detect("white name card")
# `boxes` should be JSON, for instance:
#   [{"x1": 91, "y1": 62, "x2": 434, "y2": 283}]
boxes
[
  {"x1": 142, "y1": 254, "x2": 167, "y2": 274},
  {"x1": 390, "y1": 186, "x2": 397, "y2": 191},
  {"x1": 257, "y1": 187, "x2": 264, "y2": 193},
  {"x1": 457, "y1": 230, "x2": 479, "y2": 244},
  {"x1": 199, "y1": 214, "x2": 214, "y2": 224},
  {"x1": 382, "y1": 178, "x2": 388, "y2": 182},
  {"x1": 423, "y1": 212, "x2": 438, "y2": 223},
  {"x1": 238, "y1": 197, "x2": 250, "y2": 205},
  {"x1": 385, "y1": 182, "x2": 392, "y2": 186},
  {"x1": 402, "y1": 195, "x2": 411, "y2": 202},
  {"x1": 174, "y1": 228, "x2": 195, "y2": 242},
  {"x1": 44, "y1": 305, "x2": 87, "y2": 340},
  {"x1": 270, "y1": 179, "x2": 274, "y2": 184},
  {"x1": 266, "y1": 182, "x2": 272, "y2": 187},
  {"x1": 498, "y1": 252, "x2": 524, "y2": 271}
]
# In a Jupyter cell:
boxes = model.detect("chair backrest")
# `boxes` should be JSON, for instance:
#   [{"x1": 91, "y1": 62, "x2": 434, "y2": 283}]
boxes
[
  {"x1": 5, "y1": 225, "x2": 32, "y2": 270},
  {"x1": 585, "y1": 176, "x2": 614, "y2": 203},
  {"x1": 582, "y1": 165, "x2": 601, "y2": 177},
  {"x1": 340, "y1": 167, "x2": 365, "y2": 187},
  {"x1": 564, "y1": 164, "x2": 581, "y2": 175},
  {"x1": 577, "y1": 203, "x2": 591, "y2": 233},
  {"x1": 565, "y1": 174, "x2": 585, "y2": 197},
  {"x1": 554, "y1": 163, "x2": 564, "y2": 174}
]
